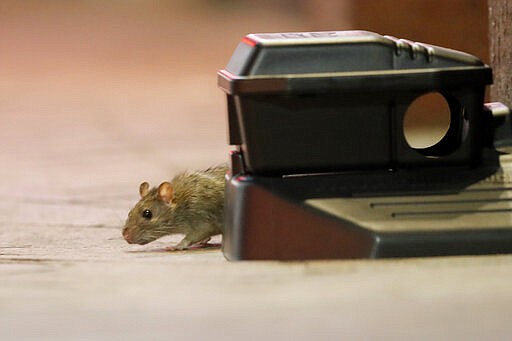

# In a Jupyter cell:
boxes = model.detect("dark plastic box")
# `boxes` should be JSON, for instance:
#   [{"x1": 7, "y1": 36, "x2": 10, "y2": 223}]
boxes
[{"x1": 218, "y1": 31, "x2": 493, "y2": 175}]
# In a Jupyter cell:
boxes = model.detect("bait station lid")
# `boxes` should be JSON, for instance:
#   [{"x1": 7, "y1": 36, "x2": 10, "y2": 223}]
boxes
[{"x1": 218, "y1": 30, "x2": 494, "y2": 175}]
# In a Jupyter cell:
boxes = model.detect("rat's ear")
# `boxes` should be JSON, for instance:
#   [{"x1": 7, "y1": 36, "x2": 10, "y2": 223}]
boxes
[
  {"x1": 139, "y1": 182, "x2": 150, "y2": 198},
  {"x1": 158, "y1": 182, "x2": 173, "y2": 204}
]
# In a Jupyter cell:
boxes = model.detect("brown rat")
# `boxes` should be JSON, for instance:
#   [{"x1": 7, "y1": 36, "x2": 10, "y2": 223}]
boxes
[{"x1": 122, "y1": 165, "x2": 227, "y2": 250}]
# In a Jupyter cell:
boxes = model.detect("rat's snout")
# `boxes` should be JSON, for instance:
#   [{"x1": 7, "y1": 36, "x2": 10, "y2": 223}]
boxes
[
  {"x1": 122, "y1": 226, "x2": 150, "y2": 245},
  {"x1": 122, "y1": 227, "x2": 135, "y2": 244}
]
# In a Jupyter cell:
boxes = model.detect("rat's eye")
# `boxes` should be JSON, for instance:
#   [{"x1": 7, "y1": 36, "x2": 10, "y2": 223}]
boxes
[{"x1": 142, "y1": 209, "x2": 152, "y2": 220}]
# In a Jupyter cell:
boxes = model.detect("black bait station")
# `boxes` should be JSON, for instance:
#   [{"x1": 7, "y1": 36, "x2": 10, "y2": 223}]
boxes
[{"x1": 217, "y1": 30, "x2": 512, "y2": 260}]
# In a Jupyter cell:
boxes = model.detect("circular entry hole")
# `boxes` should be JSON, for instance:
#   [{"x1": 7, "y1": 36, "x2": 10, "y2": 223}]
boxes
[{"x1": 403, "y1": 92, "x2": 452, "y2": 155}]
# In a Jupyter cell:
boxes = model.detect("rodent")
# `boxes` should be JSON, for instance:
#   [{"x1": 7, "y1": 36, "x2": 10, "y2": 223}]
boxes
[{"x1": 122, "y1": 165, "x2": 228, "y2": 250}]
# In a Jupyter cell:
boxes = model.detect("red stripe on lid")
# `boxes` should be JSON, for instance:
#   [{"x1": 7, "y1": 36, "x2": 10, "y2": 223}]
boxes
[{"x1": 241, "y1": 36, "x2": 257, "y2": 47}]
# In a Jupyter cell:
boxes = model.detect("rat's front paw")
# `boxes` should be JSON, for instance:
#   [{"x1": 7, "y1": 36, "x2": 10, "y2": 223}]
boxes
[
  {"x1": 164, "y1": 245, "x2": 188, "y2": 252},
  {"x1": 165, "y1": 238, "x2": 192, "y2": 251}
]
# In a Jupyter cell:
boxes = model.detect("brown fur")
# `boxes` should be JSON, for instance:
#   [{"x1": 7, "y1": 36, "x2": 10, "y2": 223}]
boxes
[{"x1": 122, "y1": 166, "x2": 227, "y2": 250}]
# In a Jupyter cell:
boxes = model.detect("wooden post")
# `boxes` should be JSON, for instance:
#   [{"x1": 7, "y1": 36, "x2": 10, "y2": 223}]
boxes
[{"x1": 489, "y1": 0, "x2": 512, "y2": 106}]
